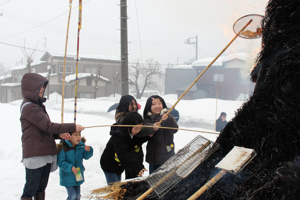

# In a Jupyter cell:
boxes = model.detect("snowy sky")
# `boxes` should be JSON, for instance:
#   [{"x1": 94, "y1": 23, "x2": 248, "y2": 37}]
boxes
[
  {"x1": 0, "y1": 93, "x2": 245, "y2": 199},
  {"x1": 0, "y1": 0, "x2": 267, "y2": 69}
]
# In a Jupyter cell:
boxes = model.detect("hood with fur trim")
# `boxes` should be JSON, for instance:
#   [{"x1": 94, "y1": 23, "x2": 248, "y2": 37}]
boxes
[{"x1": 57, "y1": 137, "x2": 86, "y2": 153}]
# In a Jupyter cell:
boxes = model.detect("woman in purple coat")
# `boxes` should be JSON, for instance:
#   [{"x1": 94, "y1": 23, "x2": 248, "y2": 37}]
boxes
[{"x1": 20, "y1": 73, "x2": 84, "y2": 200}]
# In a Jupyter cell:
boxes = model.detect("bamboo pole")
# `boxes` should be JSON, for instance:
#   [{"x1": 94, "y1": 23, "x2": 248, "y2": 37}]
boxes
[
  {"x1": 74, "y1": 0, "x2": 82, "y2": 123},
  {"x1": 158, "y1": 19, "x2": 253, "y2": 125},
  {"x1": 187, "y1": 169, "x2": 227, "y2": 200},
  {"x1": 61, "y1": 0, "x2": 73, "y2": 123},
  {"x1": 84, "y1": 124, "x2": 220, "y2": 135}
]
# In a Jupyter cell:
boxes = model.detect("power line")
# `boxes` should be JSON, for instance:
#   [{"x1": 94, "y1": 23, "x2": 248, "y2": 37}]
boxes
[
  {"x1": 0, "y1": 0, "x2": 10, "y2": 6},
  {"x1": 0, "y1": 0, "x2": 91, "y2": 40},
  {"x1": 134, "y1": 0, "x2": 144, "y2": 64},
  {"x1": 0, "y1": 41, "x2": 45, "y2": 53}
]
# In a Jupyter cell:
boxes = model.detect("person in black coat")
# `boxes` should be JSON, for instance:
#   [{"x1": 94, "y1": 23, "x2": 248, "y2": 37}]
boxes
[
  {"x1": 215, "y1": 112, "x2": 227, "y2": 132},
  {"x1": 100, "y1": 112, "x2": 148, "y2": 185},
  {"x1": 114, "y1": 95, "x2": 149, "y2": 179}
]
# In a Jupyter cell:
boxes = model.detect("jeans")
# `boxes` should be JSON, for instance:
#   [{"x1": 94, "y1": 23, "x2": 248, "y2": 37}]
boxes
[
  {"x1": 149, "y1": 164, "x2": 161, "y2": 174},
  {"x1": 66, "y1": 186, "x2": 81, "y2": 200},
  {"x1": 103, "y1": 171, "x2": 121, "y2": 185},
  {"x1": 21, "y1": 163, "x2": 51, "y2": 198}
]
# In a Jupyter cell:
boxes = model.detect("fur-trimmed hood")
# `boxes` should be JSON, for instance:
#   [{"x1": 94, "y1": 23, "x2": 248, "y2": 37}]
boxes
[{"x1": 57, "y1": 137, "x2": 86, "y2": 153}]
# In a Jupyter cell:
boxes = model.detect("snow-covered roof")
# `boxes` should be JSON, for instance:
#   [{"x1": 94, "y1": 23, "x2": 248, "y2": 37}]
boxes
[
  {"x1": 9, "y1": 61, "x2": 47, "y2": 71},
  {"x1": 172, "y1": 64, "x2": 193, "y2": 69},
  {"x1": 192, "y1": 56, "x2": 224, "y2": 67},
  {"x1": 9, "y1": 64, "x2": 26, "y2": 71},
  {"x1": 192, "y1": 53, "x2": 255, "y2": 68},
  {"x1": 0, "y1": 74, "x2": 11, "y2": 81},
  {"x1": 64, "y1": 73, "x2": 109, "y2": 83},
  {"x1": 222, "y1": 53, "x2": 249, "y2": 63},
  {"x1": 44, "y1": 52, "x2": 121, "y2": 61},
  {"x1": 1, "y1": 83, "x2": 20, "y2": 87},
  {"x1": 38, "y1": 72, "x2": 58, "y2": 78}
]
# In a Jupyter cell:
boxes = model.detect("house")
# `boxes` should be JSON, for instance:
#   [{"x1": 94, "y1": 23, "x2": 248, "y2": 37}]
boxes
[
  {"x1": 0, "y1": 52, "x2": 121, "y2": 103},
  {"x1": 165, "y1": 53, "x2": 256, "y2": 101}
]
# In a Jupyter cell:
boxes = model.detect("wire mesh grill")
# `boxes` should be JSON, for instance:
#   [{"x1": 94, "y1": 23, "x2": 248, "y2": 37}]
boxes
[
  {"x1": 146, "y1": 135, "x2": 218, "y2": 198},
  {"x1": 233, "y1": 14, "x2": 264, "y2": 39}
]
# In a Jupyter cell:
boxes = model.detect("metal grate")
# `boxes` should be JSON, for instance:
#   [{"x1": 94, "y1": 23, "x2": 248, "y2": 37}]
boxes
[{"x1": 146, "y1": 135, "x2": 219, "y2": 198}]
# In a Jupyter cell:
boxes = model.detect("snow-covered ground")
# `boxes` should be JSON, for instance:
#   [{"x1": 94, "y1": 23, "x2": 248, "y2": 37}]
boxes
[{"x1": 0, "y1": 93, "x2": 245, "y2": 199}]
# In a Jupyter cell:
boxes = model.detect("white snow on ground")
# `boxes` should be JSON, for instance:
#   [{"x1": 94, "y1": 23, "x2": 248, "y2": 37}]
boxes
[{"x1": 0, "y1": 93, "x2": 245, "y2": 199}]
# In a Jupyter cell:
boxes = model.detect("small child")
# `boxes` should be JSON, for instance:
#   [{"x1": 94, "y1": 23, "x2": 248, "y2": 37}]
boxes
[
  {"x1": 57, "y1": 131, "x2": 93, "y2": 200},
  {"x1": 143, "y1": 95, "x2": 178, "y2": 174}
]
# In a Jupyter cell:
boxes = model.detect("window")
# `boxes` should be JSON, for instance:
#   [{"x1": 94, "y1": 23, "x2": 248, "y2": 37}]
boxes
[
  {"x1": 79, "y1": 93, "x2": 93, "y2": 98},
  {"x1": 59, "y1": 65, "x2": 72, "y2": 73},
  {"x1": 86, "y1": 77, "x2": 92, "y2": 86},
  {"x1": 85, "y1": 66, "x2": 98, "y2": 74},
  {"x1": 13, "y1": 73, "x2": 22, "y2": 82},
  {"x1": 213, "y1": 74, "x2": 224, "y2": 82}
]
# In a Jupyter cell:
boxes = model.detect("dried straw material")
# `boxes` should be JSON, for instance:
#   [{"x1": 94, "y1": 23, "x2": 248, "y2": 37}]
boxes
[{"x1": 91, "y1": 181, "x2": 128, "y2": 200}]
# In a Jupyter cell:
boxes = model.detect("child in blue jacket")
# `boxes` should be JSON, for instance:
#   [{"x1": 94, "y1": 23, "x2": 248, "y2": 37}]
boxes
[{"x1": 57, "y1": 131, "x2": 93, "y2": 200}]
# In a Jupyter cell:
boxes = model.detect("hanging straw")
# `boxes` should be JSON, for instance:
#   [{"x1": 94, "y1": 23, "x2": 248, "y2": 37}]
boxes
[
  {"x1": 61, "y1": 0, "x2": 73, "y2": 123},
  {"x1": 74, "y1": 0, "x2": 82, "y2": 123}
]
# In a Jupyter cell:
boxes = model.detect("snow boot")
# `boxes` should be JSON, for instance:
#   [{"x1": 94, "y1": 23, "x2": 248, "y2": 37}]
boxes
[
  {"x1": 21, "y1": 198, "x2": 32, "y2": 200},
  {"x1": 34, "y1": 191, "x2": 45, "y2": 200}
]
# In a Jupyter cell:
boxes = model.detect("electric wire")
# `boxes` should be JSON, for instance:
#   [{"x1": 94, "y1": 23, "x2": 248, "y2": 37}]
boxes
[
  {"x1": 134, "y1": 0, "x2": 144, "y2": 64},
  {"x1": 0, "y1": 0, "x2": 91, "y2": 40}
]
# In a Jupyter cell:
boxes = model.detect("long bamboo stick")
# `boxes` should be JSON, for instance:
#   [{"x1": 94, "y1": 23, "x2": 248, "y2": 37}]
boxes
[
  {"x1": 74, "y1": 0, "x2": 82, "y2": 123},
  {"x1": 158, "y1": 19, "x2": 253, "y2": 125},
  {"x1": 187, "y1": 169, "x2": 227, "y2": 200},
  {"x1": 84, "y1": 124, "x2": 220, "y2": 135},
  {"x1": 61, "y1": 0, "x2": 73, "y2": 123}
]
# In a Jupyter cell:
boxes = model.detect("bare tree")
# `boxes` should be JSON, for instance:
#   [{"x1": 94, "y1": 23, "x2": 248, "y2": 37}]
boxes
[
  {"x1": 21, "y1": 39, "x2": 37, "y2": 73},
  {"x1": 91, "y1": 64, "x2": 103, "y2": 99},
  {"x1": 129, "y1": 59, "x2": 164, "y2": 99}
]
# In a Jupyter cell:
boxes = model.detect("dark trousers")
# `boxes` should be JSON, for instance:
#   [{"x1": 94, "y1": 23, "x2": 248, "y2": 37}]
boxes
[
  {"x1": 21, "y1": 163, "x2": 51, "y2": 198},
  {"x1": 103, "y1": 171, "x2": 121, "y2": 185},
  {"x1": 125, "y1": 169, "x2": 137, "y2": 180},
  {"x1": 149, "y1": 164, "x2": 161, "y2": 174}
]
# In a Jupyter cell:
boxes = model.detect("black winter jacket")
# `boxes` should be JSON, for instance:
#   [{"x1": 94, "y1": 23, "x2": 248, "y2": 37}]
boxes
[
  {"x1": 145, "y1": 109, "x2": 178, "y2": 165},
  {"x1": 100, "y1": 126, "x2": 146, "y2": 176}
]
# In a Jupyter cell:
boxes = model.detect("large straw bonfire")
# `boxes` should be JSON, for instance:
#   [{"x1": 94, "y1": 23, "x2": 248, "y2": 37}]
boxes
[{"x1": 92, "y1": 0, "x2": 300, "y2": 199}]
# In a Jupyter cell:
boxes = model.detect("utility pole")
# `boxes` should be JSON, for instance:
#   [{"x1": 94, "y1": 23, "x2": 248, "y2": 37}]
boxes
[
  {"x1": 185, "y1": 35, "x2": 198, "y2": 61},
  {"x1": 120, "y1": 0, "x2": 129, "y2": 95}
]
